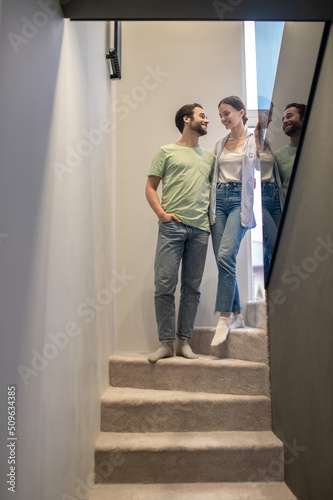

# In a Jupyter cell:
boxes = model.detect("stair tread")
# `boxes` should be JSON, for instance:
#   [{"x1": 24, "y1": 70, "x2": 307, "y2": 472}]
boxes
[
  {"x1": 102, "y1": 386, "x2": 270, "y2": 403},
  {"x1": 189, "y1": 327, "x2": 269, "y2": 364},
  {"x1": 96, "y1": 430, "x2": 282, "y2": 451},
  {"x1": 195, "y1": 326, "x2": 267, "y2": 335},
  {"x1": 109, "y1": 352, "x2": 270, "y2": 397},
  {"x1": 90, "y1": 482, "x2": 296, "y2": 499},
  {"x1": 110, "y1": 351, "x2": 268, "y2": 367}
]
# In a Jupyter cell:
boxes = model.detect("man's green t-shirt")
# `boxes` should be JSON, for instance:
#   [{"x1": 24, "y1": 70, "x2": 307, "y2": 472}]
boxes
[
  {"x1": 148, "y1": 143, "x2": 215, "y2": 233},
  {"x1": 274, "y1": 144, "x2": 297, "y2": 199}
]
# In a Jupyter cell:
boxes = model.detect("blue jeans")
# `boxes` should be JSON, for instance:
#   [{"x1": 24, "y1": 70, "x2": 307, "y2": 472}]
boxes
[
  {"x1": 211, "y1": 183, "x2": 248, "y2": 314},
  {"x1": 261, "y1": 182, "x2": 282, "y2": 282},
  {"x1": 154, "y1": 220, "x2": 209, "y2": 342}
]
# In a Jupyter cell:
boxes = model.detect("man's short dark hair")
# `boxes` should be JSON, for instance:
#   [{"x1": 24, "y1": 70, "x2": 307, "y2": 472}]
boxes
[
  {"x1": 175, "y1": 103, "x2": 203, "y2": 133},
  {"x1": 284, "y1": 103, "x2": 307, "y2": 121}
]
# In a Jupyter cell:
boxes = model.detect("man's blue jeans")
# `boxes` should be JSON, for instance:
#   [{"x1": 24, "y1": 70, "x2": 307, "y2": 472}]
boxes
[
  {"x1": 154, "y1": 220, "x2": 209, "y2": 342},
  {"x1": 211, "y1": 183, "x2": 248, "y2": 314},
  {"x1": 262, "y1": 182, "x2": 282, "y2": 282}
]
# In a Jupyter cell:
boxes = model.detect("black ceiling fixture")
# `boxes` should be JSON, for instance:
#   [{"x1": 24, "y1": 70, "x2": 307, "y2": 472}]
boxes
[{"x1": 106, "y1": 21, "x2": 121, "y2": 80}]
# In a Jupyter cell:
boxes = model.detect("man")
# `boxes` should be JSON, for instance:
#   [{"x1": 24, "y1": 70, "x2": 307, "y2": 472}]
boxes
[
  {"x1": 146, "y1": 103, "x2": 215, "y2": 363},
  {"x1": 274, "y1": 103, "x2": 306, "y2": 198}
]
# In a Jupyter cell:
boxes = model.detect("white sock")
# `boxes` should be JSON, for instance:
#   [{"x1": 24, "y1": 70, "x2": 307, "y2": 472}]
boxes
[
  {"x1": 231, "y1": 313, "x2": 245, "y2": 329},
  {"x1": 148, "y1": 342, "x2": 174, "y2": 363},
  {"x1": 211, "y1": 316, "x2": 230, "y2": 346}
]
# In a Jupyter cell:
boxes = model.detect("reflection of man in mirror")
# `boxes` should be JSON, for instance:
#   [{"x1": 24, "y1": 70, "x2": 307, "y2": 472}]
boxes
[
  {"x1": 274, "y1": 103, "x2": 306, "y2": 198},
  {"x1": 145, "y1": 103, "x2": 215, "y2": 363}
]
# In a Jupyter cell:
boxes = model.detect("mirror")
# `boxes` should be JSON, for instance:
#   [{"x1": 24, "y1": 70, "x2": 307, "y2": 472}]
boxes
[{"x1": 251, "y1": 21, "x2": 325, "y2": 291}]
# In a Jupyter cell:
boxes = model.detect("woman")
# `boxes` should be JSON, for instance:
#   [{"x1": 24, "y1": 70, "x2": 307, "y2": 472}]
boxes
[
  {"x1": 210, "y1": 96, "x2": 259, "y2": 345},
  {"x1": 255, "y1": 105, "x2": 284, "y2": 283}
]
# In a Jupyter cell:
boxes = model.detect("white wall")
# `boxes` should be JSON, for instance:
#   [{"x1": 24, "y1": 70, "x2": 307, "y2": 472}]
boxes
[
  {"x1": 114, "y1": 21, "x2": 249, "y2": 351},
  {"x1": 0, "y1": 2, "x2": 115, "y2": 498}
]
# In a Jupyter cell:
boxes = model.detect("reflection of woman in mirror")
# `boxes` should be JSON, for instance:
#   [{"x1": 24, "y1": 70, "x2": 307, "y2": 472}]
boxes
[
  {"x1": 209, "y1": 96, "x2": 259, "y2": 346},
  {"x1": 255, "y1": 103, "x2": 284, "y2": 283}
]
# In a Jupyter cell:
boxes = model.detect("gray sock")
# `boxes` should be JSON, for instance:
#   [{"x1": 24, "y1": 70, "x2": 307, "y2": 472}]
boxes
[
  {"x1": 148, "y1": 342, "x2": 174, "y2": 363},
  {"x1": 176, "y1": 338, "x2": 198, "y2": 359}
]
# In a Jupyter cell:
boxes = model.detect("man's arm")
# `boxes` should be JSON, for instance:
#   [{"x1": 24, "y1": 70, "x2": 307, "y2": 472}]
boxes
[{"x1": 145, "y1": 176, "x2": 181, "y2": 223}]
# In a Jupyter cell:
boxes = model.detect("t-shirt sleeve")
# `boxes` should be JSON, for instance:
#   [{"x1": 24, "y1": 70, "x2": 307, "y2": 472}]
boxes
[{"x1": 148, "y1": 148, "x2": 167, "y2": 178}]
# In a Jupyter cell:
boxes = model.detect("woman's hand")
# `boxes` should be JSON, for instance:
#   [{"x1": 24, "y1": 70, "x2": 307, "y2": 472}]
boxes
[{"x1": 254, "y1": 121, "x2": 264, "y2": 157}]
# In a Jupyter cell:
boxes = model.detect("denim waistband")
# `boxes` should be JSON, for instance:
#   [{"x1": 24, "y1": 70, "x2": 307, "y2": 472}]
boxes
[
  {"x1": 261, "y1": 181, "x2": 278, "y2": 187},
  {"x1": 216, "y1": 182, "x2": 242, "y2": 188}
]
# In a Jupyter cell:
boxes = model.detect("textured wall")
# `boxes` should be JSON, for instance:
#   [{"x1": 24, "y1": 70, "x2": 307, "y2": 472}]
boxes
[{"x1": 0, "y1": 3, "x2": 115, "y2": 498}]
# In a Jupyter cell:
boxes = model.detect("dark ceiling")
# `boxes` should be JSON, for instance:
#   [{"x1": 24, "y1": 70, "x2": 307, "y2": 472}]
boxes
[{"x1": 61, "y1": 0, "x2": 333, "y2": 21}]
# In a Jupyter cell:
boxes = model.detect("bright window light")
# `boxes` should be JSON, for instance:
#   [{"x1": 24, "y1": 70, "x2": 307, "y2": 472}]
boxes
[
  {"x1": 244, "y1": 22, "x2": 264, "y2": 300},
  {"x1": 244, "y1": 21, "x2": 258, "y2": 111}
]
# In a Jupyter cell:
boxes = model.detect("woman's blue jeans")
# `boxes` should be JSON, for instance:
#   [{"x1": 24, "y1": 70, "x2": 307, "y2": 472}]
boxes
[
  {"x1": 211, "y1": 183, "x2": 248, "y2": 314},
  {"x1": 154, "y1": 220, "x2": 209, "y2": 342},
  {"x1": 261, "y1": 182, "x2": 282, "y2": 282}
]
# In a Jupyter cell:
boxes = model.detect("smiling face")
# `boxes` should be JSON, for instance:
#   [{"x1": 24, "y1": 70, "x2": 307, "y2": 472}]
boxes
[
  {"x1": 188, "y1": 106, "x2": 209, "y2": 136},
  {"x1": 282, "y1": 107, "x2": 304, "y2": 137},
  {"x1": 218, "y1": 103, "x2": 244, "y2": 130}
]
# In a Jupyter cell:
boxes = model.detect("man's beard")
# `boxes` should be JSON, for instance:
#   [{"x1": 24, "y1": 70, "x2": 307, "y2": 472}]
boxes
[
  {"x1": 284, "y1": 122, "x2": 302, "y2": 137},
  {"x1": 190, "y1": 121, "x2": 207, "y2": 136}
]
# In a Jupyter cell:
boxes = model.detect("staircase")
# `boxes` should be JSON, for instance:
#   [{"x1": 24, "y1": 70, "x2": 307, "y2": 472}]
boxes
[{"x1": 89, "y1": 311, "x2": 296, "y2": 499}]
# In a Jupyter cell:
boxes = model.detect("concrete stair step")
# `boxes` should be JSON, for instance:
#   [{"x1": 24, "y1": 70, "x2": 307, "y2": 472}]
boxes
[
  {"x1": 95, "y1": 431, "x2": 284, "y2": 484},
  {"x1": 190, "y1": 326, "x2": 269, "y2": 364},
  {"x1": 90, "y1": 482, "x2": 297, "y2": 499},
  {"x1": 101, "y1": 386, "x2": 271, "y2": 432},
  {"x1": 109, "y1": 352, "x2": 270, "y2": 397}
]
